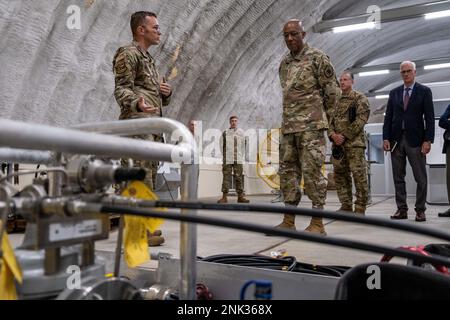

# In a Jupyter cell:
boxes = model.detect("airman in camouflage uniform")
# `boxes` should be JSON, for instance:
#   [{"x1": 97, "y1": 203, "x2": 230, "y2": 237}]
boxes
[
  {"x1": 113, "y1": 11, "x2": 172, "y2": 246},
  {"x1": 329, "y1": 72, "x2": 370, "y2": 215},
  {"x1": 273, "y1": 20, "x2": 340, "y2": 235},
  {"x1": 217, "y1": 116, "x2": 249, "y2": 203},
  {"x1": 113, "y1": 11, "x2": 172, "y2": 190}
]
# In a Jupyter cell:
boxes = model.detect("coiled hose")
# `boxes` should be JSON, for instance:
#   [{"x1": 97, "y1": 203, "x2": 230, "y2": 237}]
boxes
[{"x1": 199, "y1": 254, "x2": 350, "y2": 277}]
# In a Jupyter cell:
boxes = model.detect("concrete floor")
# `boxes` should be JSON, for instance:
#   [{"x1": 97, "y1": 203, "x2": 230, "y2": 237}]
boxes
[{"x1": 9, "y1": 191, "x2": 450, "y2": 270}]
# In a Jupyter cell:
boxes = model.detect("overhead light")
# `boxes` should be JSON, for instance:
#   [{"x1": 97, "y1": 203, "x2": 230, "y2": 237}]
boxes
[
  {"x1": 375, "y1": 95, "x2": 389, "y2": 99},
  {"x1": 423, "y1": 63, "x2": 450, "y2": 70},
  {"x1": 424, "y1": 9, "x2": 450, "y2": 20},
  {"x1": 434, "y1": 98, "x2": 450, "y2": 102},
  {"x1": 332, "y1": 22, "x2": 376, "y2": 33},
  {"x1": 358, "y1": 70, "x2": 390, "y2": 77},
  {"x1": 423, "y1": 81, "x2": 450, "y2": 87},
  {"x1": 314, "y1": 2, "x2": 450, "y2": 33}
]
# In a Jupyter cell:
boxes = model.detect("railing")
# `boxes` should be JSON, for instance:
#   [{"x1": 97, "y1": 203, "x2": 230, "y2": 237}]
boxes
[{"x1": 0, "y1": 118, "x2": 198, "y2": 300}]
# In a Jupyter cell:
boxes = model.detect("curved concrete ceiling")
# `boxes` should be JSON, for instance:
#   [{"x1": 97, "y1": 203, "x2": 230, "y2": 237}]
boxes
[{"x1": 0, "y1": 0, "x2": 448, "y2": 131}]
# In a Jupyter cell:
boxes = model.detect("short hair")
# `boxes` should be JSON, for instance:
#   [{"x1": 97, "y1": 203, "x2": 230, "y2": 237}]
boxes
[
  {"x1": 341, "y1": 70, "x2": 354, "y2": 80},
  {"x1": 400, "y1": 61, "x2": 416, "y2": 71},
  {"x1": 229, "y1": 116, "x2": 238, "y2": 122},
  {"x1": 285, "y1": 19, "x2": 304, "y2": 32},
  {"x1": 131, "y1": 11, "x2": 157, "y2": 36}
]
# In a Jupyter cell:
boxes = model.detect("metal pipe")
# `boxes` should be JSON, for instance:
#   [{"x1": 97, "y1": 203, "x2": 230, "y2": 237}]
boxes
[
  {"x1": 113, "y1": 215, "x2": 125, "y2": 277},
  {"x1": 0, "y1": 119, "x2": 189, "y2": 163},
  {"x1": 179, "y1": 164, "x2": 199, "y2": 300},
  {"x1": 72, "y1": 118, "x2": 195, "y2": 147},
  {"x1": 48, "y1": 153, "x2": 63, "y2": 197},
  {"x1": 73, "y1": 118, "x2": 199, "y2": 300},
  {"x1": 45, "y1": 151, "x2": 63, "y2": 275},
  {"x1": 0, "y1": 148, "x2": 54, "y2": 165}
]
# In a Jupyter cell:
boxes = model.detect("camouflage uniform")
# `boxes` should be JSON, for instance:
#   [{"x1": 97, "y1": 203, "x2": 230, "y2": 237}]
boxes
[
  {"x1": 329, "y1": 90, "x2": 370, "y2": 213},
  {"x1": 221, "y1": 128, "x2": 246, "y2": 196},
  {"x1": 113, "y1": 41, "x2": 171, "y2": 190},
  {"x1": 279, "y1": 43, "x2": 340, "y2": 209}
]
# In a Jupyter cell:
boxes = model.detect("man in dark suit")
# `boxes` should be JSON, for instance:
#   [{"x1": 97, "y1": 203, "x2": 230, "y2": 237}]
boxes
[
  {"x1": 438, "y1": 104, "x2": 450, "y2": 217},
  {"x1": 383, "y1": 61, "x2": 435, "y2": 222}
]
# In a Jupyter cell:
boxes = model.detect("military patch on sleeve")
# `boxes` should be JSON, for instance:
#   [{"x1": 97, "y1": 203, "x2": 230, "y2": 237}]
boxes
[
  {"x1": 323, "y1": 64, "x2": 334, "y2": 79},
  {"x1": 114, "y1": 56, "x2": 128, "y2": 75}
]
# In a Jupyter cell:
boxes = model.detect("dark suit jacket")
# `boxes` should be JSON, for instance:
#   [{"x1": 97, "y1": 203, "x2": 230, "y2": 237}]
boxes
[
  {"x1": 383, "y1": 82, "x2": 435, "y2": 148},
  {"x1": 439, "y1": 104, "x2": 450, "y2": 154}
]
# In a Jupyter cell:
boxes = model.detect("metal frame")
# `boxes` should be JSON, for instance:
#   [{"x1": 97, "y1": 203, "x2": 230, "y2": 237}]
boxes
[
  {"x1": 0, "y1": 118, "x2": 198, "y2": 300},
  {"x1": 155, "y1": 255, "x2": 339, "y2": 300},
  {"x1": 0, "y1": 148, "x2": 54, "y2": 165},
  {"x1": 73, "y1": 118, "x2": 199, "y2": 300}
]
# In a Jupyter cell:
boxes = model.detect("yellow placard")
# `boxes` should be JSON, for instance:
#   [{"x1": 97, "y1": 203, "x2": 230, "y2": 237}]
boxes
[
  {"x1": 121, "y1": 181, "x2": 164, "y2": 268},
  {"x1": 257, "y1": 129, "x2": 281, "y2": 189},
  {"x1": 0, "y1": 223, "x2": 23, "y2": 300},
  {"x1": 257, "y1": 128, "x2": 327, "y2": 190}
]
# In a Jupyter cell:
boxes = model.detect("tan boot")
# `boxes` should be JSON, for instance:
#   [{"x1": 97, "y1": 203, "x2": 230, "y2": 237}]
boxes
[
  {"x1": 148, "y1": 235, "x2": 165, "y2": 246},
  {"x1": 147, "y1": 230, "x2": 165, "y2": 246},
  {"x1": 237, "y1": 195, "x2": 250, "y2": 203},
  {"x1": 354, "y1": 206, "x2": 366, "y2": 215},
  {"x1": 274, "y1": 214, "x2": 296, "y2": 230},
  {"x1": 305, "y1": 217, "x2": 327, "y2": 236},
  {"x1": 217, "y1": 193, "x2": 228, "y2": 204},
  {"x1": 336, "y1": 205, "x2": 353, "y2": 213}
]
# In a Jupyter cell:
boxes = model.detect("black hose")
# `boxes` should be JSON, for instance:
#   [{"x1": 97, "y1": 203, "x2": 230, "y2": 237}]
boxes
[
  {"x1": 161, "y1": 173, "x2": 175, "y2": 201},
  {"x1": 201, "y1": 254, "x2": 298, "y2": 272},
  {"x1": 136, "y1": 200, "x2": 450, "y2": 242},
  {"x1": 99, "y1": 205, "x2": 450, "y2": 268},
  {"x1": 201, "y1": 255, "x2": 350, "y2": 277}
]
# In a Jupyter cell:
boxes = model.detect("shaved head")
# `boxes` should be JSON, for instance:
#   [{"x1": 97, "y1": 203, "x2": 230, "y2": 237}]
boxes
[
  {"x1": 283, "y1": 19, "x2": 306, "y2": 54},
  {"x1": 283, "y1": 19, "x2": 304, "y2": 32}
]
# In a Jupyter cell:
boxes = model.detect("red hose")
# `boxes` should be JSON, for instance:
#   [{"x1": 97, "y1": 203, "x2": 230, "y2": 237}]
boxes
[{"x1": 381, "y1": 245, "x2": 448, "y2": 274}]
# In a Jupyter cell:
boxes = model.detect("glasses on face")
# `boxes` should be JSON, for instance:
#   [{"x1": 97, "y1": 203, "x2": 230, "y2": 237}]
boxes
[
  {"x1": 400, "y1": 69, "x2": 413, "y2": 75},
  {"x1": 283, "y1": 31, "x2": 300, "y2": 39}
]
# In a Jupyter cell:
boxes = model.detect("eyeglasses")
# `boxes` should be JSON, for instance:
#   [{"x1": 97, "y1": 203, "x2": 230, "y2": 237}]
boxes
[
  {"x1": 283, "y1": 31, "x2": 300, "y2": 39},
  {"x1": 400, "y1": 69, "x2": 414, "y2": 74}
]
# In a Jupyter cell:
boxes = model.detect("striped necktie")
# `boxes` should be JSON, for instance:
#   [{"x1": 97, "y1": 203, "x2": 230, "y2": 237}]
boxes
[{"x1": 403, "y1": 87, "x2": 411, "y2": 111}]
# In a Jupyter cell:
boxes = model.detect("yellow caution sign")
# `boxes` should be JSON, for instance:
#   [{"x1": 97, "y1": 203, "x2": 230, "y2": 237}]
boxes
[
  {"x1": 257, "y1": 129, "x2": 327, "y2": 190},
  {"x1": 0, "y1": 223, "x2": 23, "y2": 300},
  {"x1": 257, "y1": 129, "x2": 281, "y2": 189},
  {"x1": 121, "y1": 181, "x2": 164, "y2": 268}
]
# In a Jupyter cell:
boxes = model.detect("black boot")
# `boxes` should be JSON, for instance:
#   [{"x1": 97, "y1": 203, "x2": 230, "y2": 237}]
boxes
[{"x1": 438, "y1": 208, "x2": 450, "y2": 217}]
